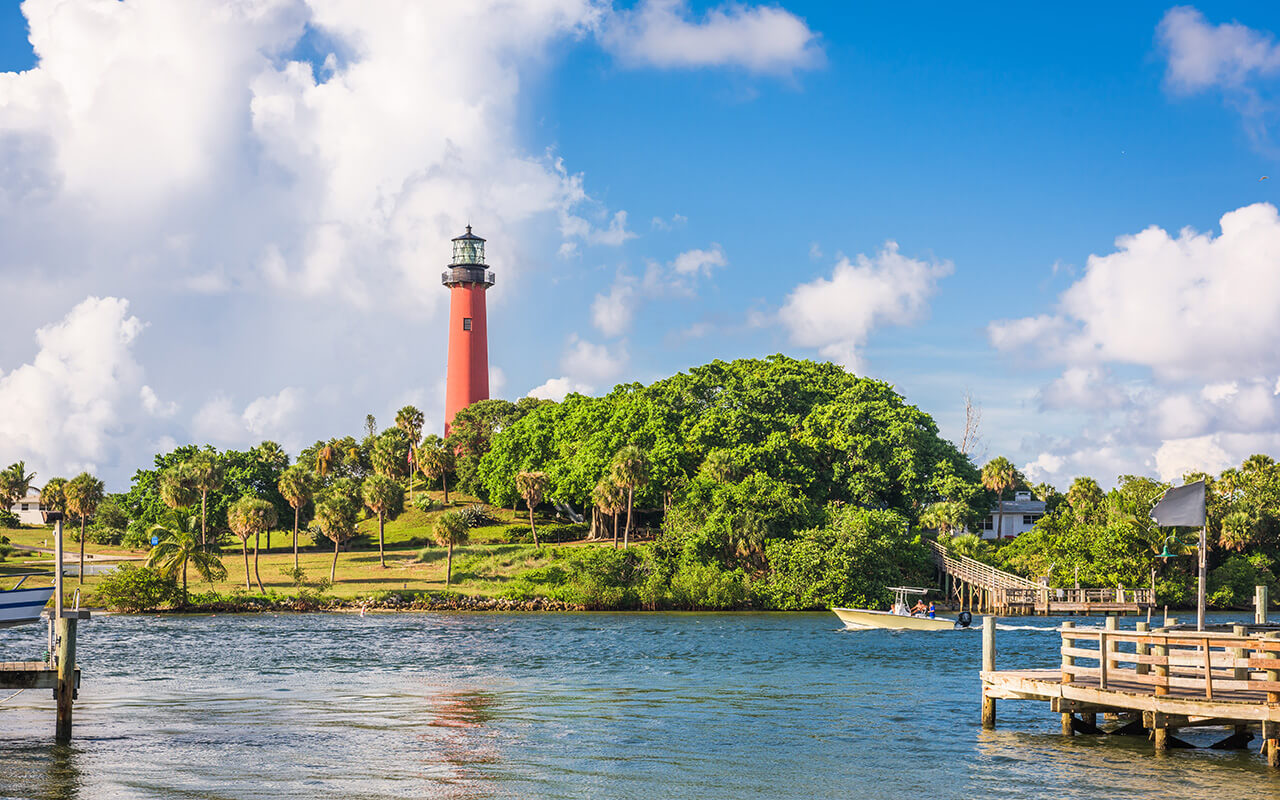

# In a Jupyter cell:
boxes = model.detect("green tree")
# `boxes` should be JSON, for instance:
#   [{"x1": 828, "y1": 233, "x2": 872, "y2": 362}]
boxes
[
  {"x1": 395, "y1": 405, "x2": 425, "y2": 501},
  {"x1": 1066, "y1": 476, "x2": 1104, "y2": 523},
  {"x1": 515, "y1": 471, "x2": 548, "y2": 548},
  {"x1": 362, "y1": 474, "x2": 403, "y2": 568},
  {"x1": 610, "y1": 446, "x2": 649, "y2": 549},
  {"x1": 65, "y1": 472, "x2": 105, "y2": 586},
  {"x1": 277, "y1": 466, "x2": 313, "y2": 570},
  {"x1": 372, "y1": 428, "x2": 411, "y2": 480},
  {"x1": 40, "y1": 477, "x2": 67, "y2": 515},
  {"x1": 981, "y1": 457, "x2": 1017, "y2": 539},
  {"x1": 432, "y1": 510, "x2": 470, "y2": 588},
  {"x1": 418, "y1": 436, "x2": 455, "y2": 504},
  {"x1": 315, "y1": 495, "x2": 358, "y2": 583},
  {"x1": 145, "y1": 514, "x2": 227, "y2": 602},
  {"x1": 228, "y1": 496, "x2": 277, "y2": 592},
  {"x1": 159, "y1": 465, "x2": 197, "y2": 512},
  {"x1": 920, "y1": 500, "x2": 967, "y2": 536}
]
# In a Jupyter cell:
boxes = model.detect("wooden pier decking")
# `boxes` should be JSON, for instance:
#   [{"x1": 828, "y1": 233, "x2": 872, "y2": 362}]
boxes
[
  {"x1": 980, "y1": 617, "x2": 1280, "y2": 764},
  {"x1": 0, "y1": 660, "x2": 79, "y2": 691},
  {"x1": 931, "y1": 541, "x2": 1154, "y2": 614}
]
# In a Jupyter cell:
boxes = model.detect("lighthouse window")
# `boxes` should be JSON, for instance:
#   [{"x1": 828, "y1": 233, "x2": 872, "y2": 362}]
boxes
[{"x1": 463, "y1": 318, "x2": 472, "y2": 331}]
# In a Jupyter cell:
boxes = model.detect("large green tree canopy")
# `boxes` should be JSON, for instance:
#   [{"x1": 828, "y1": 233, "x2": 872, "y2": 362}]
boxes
[{"x1": 477, "y1": 356, "x2": 983, "y2": 540}]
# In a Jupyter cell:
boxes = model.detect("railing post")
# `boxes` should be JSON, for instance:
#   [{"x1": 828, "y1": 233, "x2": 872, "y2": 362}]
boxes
[
  {"x1": 1232, "y1": 624, "x2": 1247, "y2": 681},
  {"x1": 1061, "y1": 620, "x2": 1075, "y2": 735},
  {"x1": 982, "y1": 615, "x2": 996, "y2": 729},
  {"x1": 1267, "y1": 632, "x2": 1280, "y2": 767},
  {"x1": 1259, "y1": 585, "x2": 1270, "y2": 626},
  {"x1": 1135, "y1": 621, "x2": 1149, "y2": 676},
  {"x1": 1153, "y1": 628, "x2": 1169, "y2": 697},
  {"x1": 1100, "y1": 616, "x2": 1117, "y2": 690}
]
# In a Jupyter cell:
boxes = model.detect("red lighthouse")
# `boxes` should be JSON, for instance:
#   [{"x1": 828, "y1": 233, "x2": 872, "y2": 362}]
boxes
[{"x1": 442, "y1": 226, "x2": 495, "y2": 436}]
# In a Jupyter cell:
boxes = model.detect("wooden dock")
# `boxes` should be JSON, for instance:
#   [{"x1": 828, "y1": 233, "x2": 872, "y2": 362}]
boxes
[
  {"x1": 0, "y1": 660, "x2": 79, "y2": 690},
  {"x1": 931, "y1": 541, "x2": 1154, "y2": 614},
  {"x1": 980, "y1": 617, "x2": 1280, "y2": 765}
]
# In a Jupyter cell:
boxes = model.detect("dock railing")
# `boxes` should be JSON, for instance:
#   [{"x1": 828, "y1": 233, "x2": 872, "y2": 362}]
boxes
[{"x1": 1061, "y1": 625, "x2": 1280, "y2": 700}]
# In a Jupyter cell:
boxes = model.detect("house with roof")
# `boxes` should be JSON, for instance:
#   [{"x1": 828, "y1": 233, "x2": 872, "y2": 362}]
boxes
[
  {"x1": 971, "y1": 490, "x2": 1046, "y2": 540},
  {"x1": 8, "y1": 488, "x2": 45, "y2": 525}
]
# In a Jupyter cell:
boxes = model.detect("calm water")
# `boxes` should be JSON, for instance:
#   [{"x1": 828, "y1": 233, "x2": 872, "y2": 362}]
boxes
[{"x1": 1, "y1": 611, "x2": 1278, "y2": 799}]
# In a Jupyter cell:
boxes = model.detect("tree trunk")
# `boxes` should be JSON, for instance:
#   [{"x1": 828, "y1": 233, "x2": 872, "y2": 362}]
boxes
[
  {"x1": 613, "y1": 512, "x2": 619, "y2": 549},
  {"x1": 624, "y1": 487, "x2": 634, "y2": 549},
  {"x1": 78, "y1": 518, "x2": 86, "y2": 586},
  {"x1": 241, "y1": 540, "x2": 251, "y2": 590},
  {"x1": 442, "y1": 473, "x2": 449, "y2": 505},
  {"x1": 293, "y1": 506, "x2": 300, "y2": 570},
  {"x1": 446, "y1": 542, "x2": 453, "y2": 587},
  {"x1": 528, "y1": 505, "x2": 540, "y2": 548},
  {"x1": 378, "y1": 512, "x2": 386, "y2": 568},
  {"x1": 996, "y1": 492, "x2": 1005, "y2": 539},
  {"x1": 201, "y1": 492, "x2": 208, "y2": 547},
  {"x1": 253, "y1": 531, "x2": 264, "y2": 592},
  {"x1": 331, "y1": 539, "x2": 339, "y2": 583},
  {"x1": 182, "y1": 559, "x2": 188, "y2": 605}
]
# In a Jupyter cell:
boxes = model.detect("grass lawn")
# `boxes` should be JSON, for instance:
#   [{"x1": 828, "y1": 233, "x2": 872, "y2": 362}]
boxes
[{"x1": 1, "y1": 490, "x2": 602, "y2": 602}]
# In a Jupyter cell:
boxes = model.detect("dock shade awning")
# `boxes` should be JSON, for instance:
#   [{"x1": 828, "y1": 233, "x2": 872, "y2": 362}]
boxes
[{"x1": 1150, "y1": 480, "x2": 1206, "y2": 527}]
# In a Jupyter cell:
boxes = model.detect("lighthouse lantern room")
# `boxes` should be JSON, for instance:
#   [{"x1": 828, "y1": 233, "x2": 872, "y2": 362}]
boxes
[{"x1": 442, "y1": 225, "x2": 495, "y2": 435}]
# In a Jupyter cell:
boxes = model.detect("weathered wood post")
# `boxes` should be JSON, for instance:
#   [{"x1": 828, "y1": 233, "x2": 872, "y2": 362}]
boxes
[
  {"x1": 1267, "y1": 631, "x2": 1280, "y2": 767},
  {"x1": 1061, "y1": 620, "x2": 1075, "y2": 735},
  {"x1": 1135, "y1": 621, "x2": 1150, "y2": 676},
  {"x1": 982, "y1": 615, "x2": 996, "y2": 729},
  {"x1": 55, "y1": 616, "x2": 76, "y2": 742},
  {"x1": 1232, "y1": 624, "x2": 1248, "y2": 681},
  {"x1": 1258, "y1": 585, "x2": 1270, "y2": 626}
]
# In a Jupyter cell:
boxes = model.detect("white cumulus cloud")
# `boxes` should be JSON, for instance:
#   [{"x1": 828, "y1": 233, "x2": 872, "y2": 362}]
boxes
[
  {"x1": 778, "y1": 241, "x2": 952, "y2": 372},
  {"x1": 527, "y1": 376, "x2": 594, "y2": 402},
  {"x1": 602, "y1": 0, "x2": 823, "y2": 74}
]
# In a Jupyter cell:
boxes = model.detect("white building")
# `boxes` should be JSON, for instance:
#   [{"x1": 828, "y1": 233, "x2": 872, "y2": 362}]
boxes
[
  {"x1": 972, "y1": 490, "x2": 1045, "y2": 540},
  {"x1": 9, "y1": 489, "x2": 45, "y2": 525}
]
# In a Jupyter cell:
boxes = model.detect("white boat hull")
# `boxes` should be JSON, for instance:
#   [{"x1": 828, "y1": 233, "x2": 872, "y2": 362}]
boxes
[
  {"x1": 832, "y1": 607, "x2": 963, "y2": 631},
  {"x1": 0, "y1": 586, "x2": 55, "y2": 628}
]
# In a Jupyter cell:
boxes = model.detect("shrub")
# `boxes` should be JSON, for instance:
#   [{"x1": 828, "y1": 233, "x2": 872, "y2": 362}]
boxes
[
  {"x1": 457, "y1": 504, "x2": 498, "y2": 528},
  {"x1": 92, "y1": 564, "x2": 181, "y2": 611},
  {"x1": 1209, "y1": 553, "x2": 1280, "y2": 608},
  {"x1": 669, "y1": 561, "x2": 748, "y2": 610},
  {"x1": 560, "y1": 547, "x2": 638, "y2": 609},
  {"x1": 121, "y1": 524, "x2": 151, "y2": 550},
  {"x1": 0, "y1": 510, "x2": 20, "y2": 528}
]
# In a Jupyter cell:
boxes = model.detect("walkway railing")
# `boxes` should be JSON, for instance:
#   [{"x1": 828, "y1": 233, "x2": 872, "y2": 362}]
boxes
[{"x1": 928, "y1": 540, "x2": 1040, "y2": 590}]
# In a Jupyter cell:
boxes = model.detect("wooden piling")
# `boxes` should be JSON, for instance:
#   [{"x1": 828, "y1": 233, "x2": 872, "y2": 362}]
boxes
[
  {"x1": 1061, "y1": 620, "x2": 1075, "y2": 735},
  {"x1": 1135, "y1": 621, "x2": 1149, "y2": 676},
  {"x1": 1258, "y1": 585, "x2": 1270, "y2": 626},
  {"x1": 55, "y1": 617, "x2": 76, "y2": 742},
  {"x1": 1232, "y1": 624, "x2": 1247, "y2": 681},
  {"x1": 981, "y1": 615, "x2": 996, "y2": 729}
]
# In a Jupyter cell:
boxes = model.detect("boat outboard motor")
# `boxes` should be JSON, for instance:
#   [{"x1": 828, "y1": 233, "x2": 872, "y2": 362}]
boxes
[{"x1": 955, "y1": 611, "x2": 973, "y2": 629}]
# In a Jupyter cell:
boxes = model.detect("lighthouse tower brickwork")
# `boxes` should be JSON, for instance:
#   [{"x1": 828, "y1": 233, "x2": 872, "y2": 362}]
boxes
[{"x1": 442, "y1": 226, "x2": 495, "y2": 436}]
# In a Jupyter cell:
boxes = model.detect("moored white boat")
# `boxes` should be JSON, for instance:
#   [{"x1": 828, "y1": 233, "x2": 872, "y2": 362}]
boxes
[
  {"x1": 0, "y1": 578, "x2": 56, "y2": 628},
  {"x1": 832, "y1": 587, "x2": 973, "y2": 631}
]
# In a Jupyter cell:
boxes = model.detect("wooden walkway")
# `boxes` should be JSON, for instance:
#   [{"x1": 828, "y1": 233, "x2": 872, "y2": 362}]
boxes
[
  {"x1": 980, "y1": 618, "x2": 1280, "y2": 764},
  {"x1": 930, "y1": 541, "x2": 1154, "y2": 614},
  {"x1": 0, "y1": 660, "x2": 78, "y2": 691}
]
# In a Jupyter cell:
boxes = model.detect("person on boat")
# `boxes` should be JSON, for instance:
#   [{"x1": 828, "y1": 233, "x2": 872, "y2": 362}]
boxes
[
  {"x1": 927, "y1": 602, "x2": 936, "y2": 619},
  {"x1": 909, "y1": 599, "x2": 928, "y2": 617}
]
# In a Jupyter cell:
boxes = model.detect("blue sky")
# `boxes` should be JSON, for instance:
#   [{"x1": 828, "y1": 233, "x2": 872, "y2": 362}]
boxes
[{"x1": 3, "y1": 1, "x2": 1280, "y2": 489}]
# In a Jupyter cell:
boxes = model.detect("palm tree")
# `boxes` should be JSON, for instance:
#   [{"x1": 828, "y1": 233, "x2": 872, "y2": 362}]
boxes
[
  {"x1": 1066, "y1": 476, "x2": 1104, "y2": 523},
  {"x1": 0, "y1": 461, "x2": 36, "y2": 511},
  {"x1": 362, "y1": 474, "x2": 402, "y2": 568},
  {"x1": 228, "y1": 496, "x2": 277, "y2": 592},
  {"x1": 146, "y1": 514, "x2": 227, "y2": 603},
  {"x1": 185, "y1": 452, "x2": 224, "y2": 547},
  {"x1": 980, "y1": 456, "x2": 1017, "y2": 539},
  {"x1": 395, "y1": 405, "x2": 425, "y2": 501},
  {"x1": 64, "y1": 472, "x2": 104, "y2": 586},
  {"x1": 591, "y1": 477, "x2": 626, "y2": 548},
  {"x1": 252, "y1": 440, "x2": 289, "y2": 471},
  {"x1": 159, "y1": 465, "x2": 197, "y2": 511},
  {"x1": 515, "y1": 471, "x2": 549, "y2": 548},
  {"x1": 920, "y1": 500, "x2": 966, "y2": 536},
  {"x1": 419, "y1": 436, "x2": 454, "y2": 504},
  {"x1": 314, "y1": 496, "x2": 357, "y2": 583},
  {"x1": 610, "y1": 446, "x2": 649, "y2": 549},
  {"x1": 318, "y1": 444, "x2": 336, "y2": 478},
  {"x1": 277, "y1": 466, "x2": 313, "y2": 570},
  {"x1": 433, "y1": 510, "x2": 470, "y2": 588},
  {"x1": 40, "y1": 477, "x2": 68, "y2": 516}
]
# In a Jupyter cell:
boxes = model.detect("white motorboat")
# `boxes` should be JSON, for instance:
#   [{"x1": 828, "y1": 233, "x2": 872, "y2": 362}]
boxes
[
  {"x1": 0, "y1": 574, "x2": 56, "y2": 628},
  {"x1": 833, "y1": 587, "x2": 973, "y2": 631}
]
